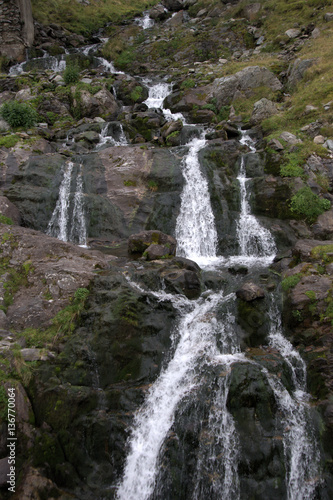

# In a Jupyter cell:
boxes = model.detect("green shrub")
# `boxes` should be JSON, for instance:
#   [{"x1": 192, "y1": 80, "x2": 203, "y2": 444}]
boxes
[
  {"x1": 290, "y1": 187, "x2": 331, "y2": 222},
  {"x1": 180, "y1": 78, "x2": 196, "y2": 89},
  {"x1": 0, "y1": 135, "x2": 19, "y2": 148},
  {"x1": 63, "y1": 63, "x2": 80, "y2": 85},
  {"x1": 130, "y1": 86, "x2": 143, "y2": 103},
  {"x1": 0, "y1": 101, "x2": 37, "y2": 129},
  {"x1": 281, "y1": 273, "x2": 302, "y2": 291},
  {"x1": 0, "y1": 215, "x2": 13, "y2": 225}
]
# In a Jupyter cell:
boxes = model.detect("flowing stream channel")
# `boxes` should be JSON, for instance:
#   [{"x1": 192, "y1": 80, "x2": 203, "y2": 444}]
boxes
[{"x1": 116, "y1": 97, "x2": 322, "y2": 499}]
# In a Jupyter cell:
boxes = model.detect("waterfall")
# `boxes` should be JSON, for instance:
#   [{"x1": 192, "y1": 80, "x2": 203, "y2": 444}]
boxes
[
  {"x1": 136, "y1": 12, "x2": 154, "y2": 29},
  {"x1": 116, "y1": 117, "x2": 322, "y2": 497},
  {"x1": 116, "y1": 290, "x2": 239, "y2": 500},
  {"x1": 96, "y1": 123, "x2": 127, "y2": 149},
  {"x1": 267, "y1": 302, "x2": 321, "y2": 500},
  {"x1": 236, "y1": 132, "x2": 276, "y2": 262},
  {"x1": 47, "y1": 160, "x2": 74, "y2": 242},
  {"x1": 192, "y1": 368, "x2": 240, "y2": 500},
  {"x1": 47, "y1": 161, "x2": 87, "y2": 246},
  {"x1": 69, "y1": 164, "x2": 87, "y2": 247},
  {"x1": 175, "y1": 134, "x2": 218, "y2": 264},
  {"x1": 143, "y1": 81, "x2": 186, "y2": 122}
]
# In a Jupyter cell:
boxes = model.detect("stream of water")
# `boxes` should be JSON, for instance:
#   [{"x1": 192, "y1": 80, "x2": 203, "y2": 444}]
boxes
[
  {"x1": 116, "y1": 93, "x2": 322, "y2": 498},
  {"x1": 47, "y1": 160, "x2": 87, "y2": 246}
]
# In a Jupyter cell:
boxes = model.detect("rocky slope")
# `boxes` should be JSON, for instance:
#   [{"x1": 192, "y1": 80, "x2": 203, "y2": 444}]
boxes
[{"x1": 0, "y1": 0, "x2": 333, "y2": 498}]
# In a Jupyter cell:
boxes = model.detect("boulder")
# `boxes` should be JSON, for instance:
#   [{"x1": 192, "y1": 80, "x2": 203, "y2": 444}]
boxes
[
  {"x1": 236, "y1": 282, "x2": 265, "y2": 301},
  {"x1": 292, "y1": 239, "x2": 333, "y2": 260},
  {"x1": 0, "y1": 224, "x2": 108, "y2": 330},
  {"x1": 162, "y1": 0, "x2": 184, "y2": 11},
  {"x1": 279, "y1": 131, "x2": 302, "y2": 145},
  {"x1": 209, "y1": 66, "x2": 282, "y2": 107},
  {"x1": 144, "y1": 243, "x2": 173, "y2": 260},
  {"x1": 0, "y1": 196, "x2": 21, "y2": 224},
  {"x1": 77, "y1": 89, "x2": 120, "y2": 120},
  {"x1": 287, "y1": 59, "x2": 315, "y2": 89},
  {"x1": 289, "y1": 275, "x2": 332, "y2": 310},
  {"x1": 149, "y1": 5, "x2": 169, "y2": 21},
  {"x1": 285, "y1": 28, "x2": 301, "y2": 39},
  {"x1": 128, "y1": 230, "x2": 176, "y2": 256},
  {"x1": 113, "y1": 77, "x2": 149, "y2": 105},
  {"x1": 311, "y1": 209, "x2": 333, "y2": 241},
  {"x1": 250, "y1": 98, "x2": 279, "y2": 125},
  {"x1": 161, "y1": 119, "x2": 183, "y2": 139}
]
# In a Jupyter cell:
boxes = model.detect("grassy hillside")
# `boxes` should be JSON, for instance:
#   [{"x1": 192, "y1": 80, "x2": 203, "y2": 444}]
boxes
[{"x1": 31, "y1": 0, "x2": 159, "y2": 34}]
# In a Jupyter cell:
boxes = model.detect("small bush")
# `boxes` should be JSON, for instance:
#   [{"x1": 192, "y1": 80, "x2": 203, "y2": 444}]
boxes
[
  {"x1": 63, "y1": 64, "x2": 80, "y2": 85},
  {"x1": 130, "y1": 86, "x2": 143, "y2": 103},
  {"x1": 0, "y1": 215, "x2": 13, "y2": 225},
  {"x1": 290, "y1": 187, "x2": 331, "y2": 222},
  {"x1": 281, "y1": 273, "x2": 302, "y2": 291},
  {"x1": 0, "y1": 135, "x2": 19, "y2": 148},
  {"x1": 0, "y1": 101, "x2": 37, "y2": 129}
]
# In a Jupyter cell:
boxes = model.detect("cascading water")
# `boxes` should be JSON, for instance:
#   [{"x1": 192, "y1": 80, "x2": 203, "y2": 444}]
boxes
[
  {"x1": 47, "y1": 160, "x2": 74, "y2": 242},
  {"x1": 116, "y1": 119, "x2": 323, "y2": 498},
  {"x1": 47, "y1": 160, "x2": 87, "y2": 246},
  {"x1": 69, "y1": 164, "x2": 88, "y2": 247},
  {"x1": 116, "y1": 288, "x2": 241, "y2": 500},
  {"x1": 96, "y1": 123, "x2": 128, "y2": 149},
  {"x1": 267, "y1": 301, "x2": 321, "y2": 500},
  {"x1": 135, "y1": 12, "x2": 154, "y2": 29},
  {"x1": 143, "y1": 81, "x2": 186, "y2": 123},
  {"x1": 175, "y1": 133, "x2": 218, "y2": 264},
  {"x1": 236, "y1": 131, "x2": 276, "y2": 263}
]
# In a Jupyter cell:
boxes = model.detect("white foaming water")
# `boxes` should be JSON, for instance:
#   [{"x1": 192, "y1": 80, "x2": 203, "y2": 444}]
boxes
[
  {"x1": 96, "y1": 123, "x2": 127, "y2": 149},
  {"x1": 9, "y1": 52, "x2": 67, "y2": 75},
  {"x1": 237, "y1": 132, "x2": 276, "y2": 259},
  {"x1": 47, "y1": 160, "x2": 74, "y2": 242},
  {"x1": 175, "y1": 134, "x2": 218, "y2": 264},
  {"x1": 265, "y1": 301, "x2": 321, "y2": 499},
  {"x1": 265, "y1": 369, "x2": 320, "y2": 500},
  {"x1": 268, "y1": 301, "x2": 307, "y2": 389},
  {"x1": 192, "y1": 373, "x2": 240, "y2": 500},
  {"x1": 136, "y1": 12, "x2": 154, "y2": 29},
  {"x1": 116, "y1": 291, "x2": 238, "y2": 500},
  {"x1": 143, "y1": 81, "x2": 187, "y2": 123},
  {"x1": 69, "y1": 164, "x2": 87, "y2": 246},
  {"x1": 47, "y1": 161, "x2": 87, "y2": 245}
]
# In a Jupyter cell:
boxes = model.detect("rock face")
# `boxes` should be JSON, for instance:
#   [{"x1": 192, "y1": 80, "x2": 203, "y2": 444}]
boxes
[
  {"x1": 209, "y1": 66, "x2": 282, "y2": 107},
  {"x1": 0, "y1": 224, "x2": 109, "y2": 330},
  {"x1": 128, "y1": 229, "x2": 177, "y2": 259},
  {"x1": 0, "y1": 0, "x2": 34, "y2": 61}
]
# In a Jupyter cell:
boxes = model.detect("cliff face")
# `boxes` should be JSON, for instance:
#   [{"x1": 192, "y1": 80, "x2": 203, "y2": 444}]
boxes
[{"x1": 0, "y1": 0, "x2": 34, "y2": 61}]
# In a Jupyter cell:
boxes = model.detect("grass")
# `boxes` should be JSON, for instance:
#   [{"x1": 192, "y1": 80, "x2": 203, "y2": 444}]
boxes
[{"x1": 31, "y1": 0, "x2": 160, "y2": 35}]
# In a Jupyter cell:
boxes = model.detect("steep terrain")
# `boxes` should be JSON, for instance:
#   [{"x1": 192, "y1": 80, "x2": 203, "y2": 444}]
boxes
[{"x1": 0, "y1": 0, "x2": 333, "y2": 498}]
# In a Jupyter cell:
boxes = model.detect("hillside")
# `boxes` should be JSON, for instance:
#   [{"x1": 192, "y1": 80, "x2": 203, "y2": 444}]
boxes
[{"x1": 0, "y1": 0, "x2": 333, "y2": 498}]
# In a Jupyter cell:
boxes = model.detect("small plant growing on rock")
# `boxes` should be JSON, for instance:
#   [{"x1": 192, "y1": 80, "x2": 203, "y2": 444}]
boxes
[
  {"x1": 290, "y1": 187, "x2": 331, "y2": 223},
  {"x1": 0, "y1": 101, "x2": 37, "y2": 129},
  {"x1": 63, "y1": 63, "x2": 80, "y2": 85}
]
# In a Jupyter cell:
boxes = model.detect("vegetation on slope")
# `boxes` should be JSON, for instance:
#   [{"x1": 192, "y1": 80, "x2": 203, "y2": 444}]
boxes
[{"x1": 31, "y1": 0, "x2": 159, "y2": 35}]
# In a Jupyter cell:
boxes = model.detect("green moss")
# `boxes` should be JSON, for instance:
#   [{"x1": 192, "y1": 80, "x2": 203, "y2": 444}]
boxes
[
  {"x1": 311, "y1": 244, "x2": 333, "y2": 263},
  {"x1": 0, "y1": 135, "x2": 19, "y2": 148},
  {"x1": 130, "y1": 86, "x2": 143, "y2": 103},
  {"x1": 281, "y1": 273, "x2": 302, "y2": 291},
  {"x1": 124, "y1": 179, "x2": 137, "y2": 187},
  {"x1": 0, "y1": 215, "x2": 13, "y2": 225}
]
